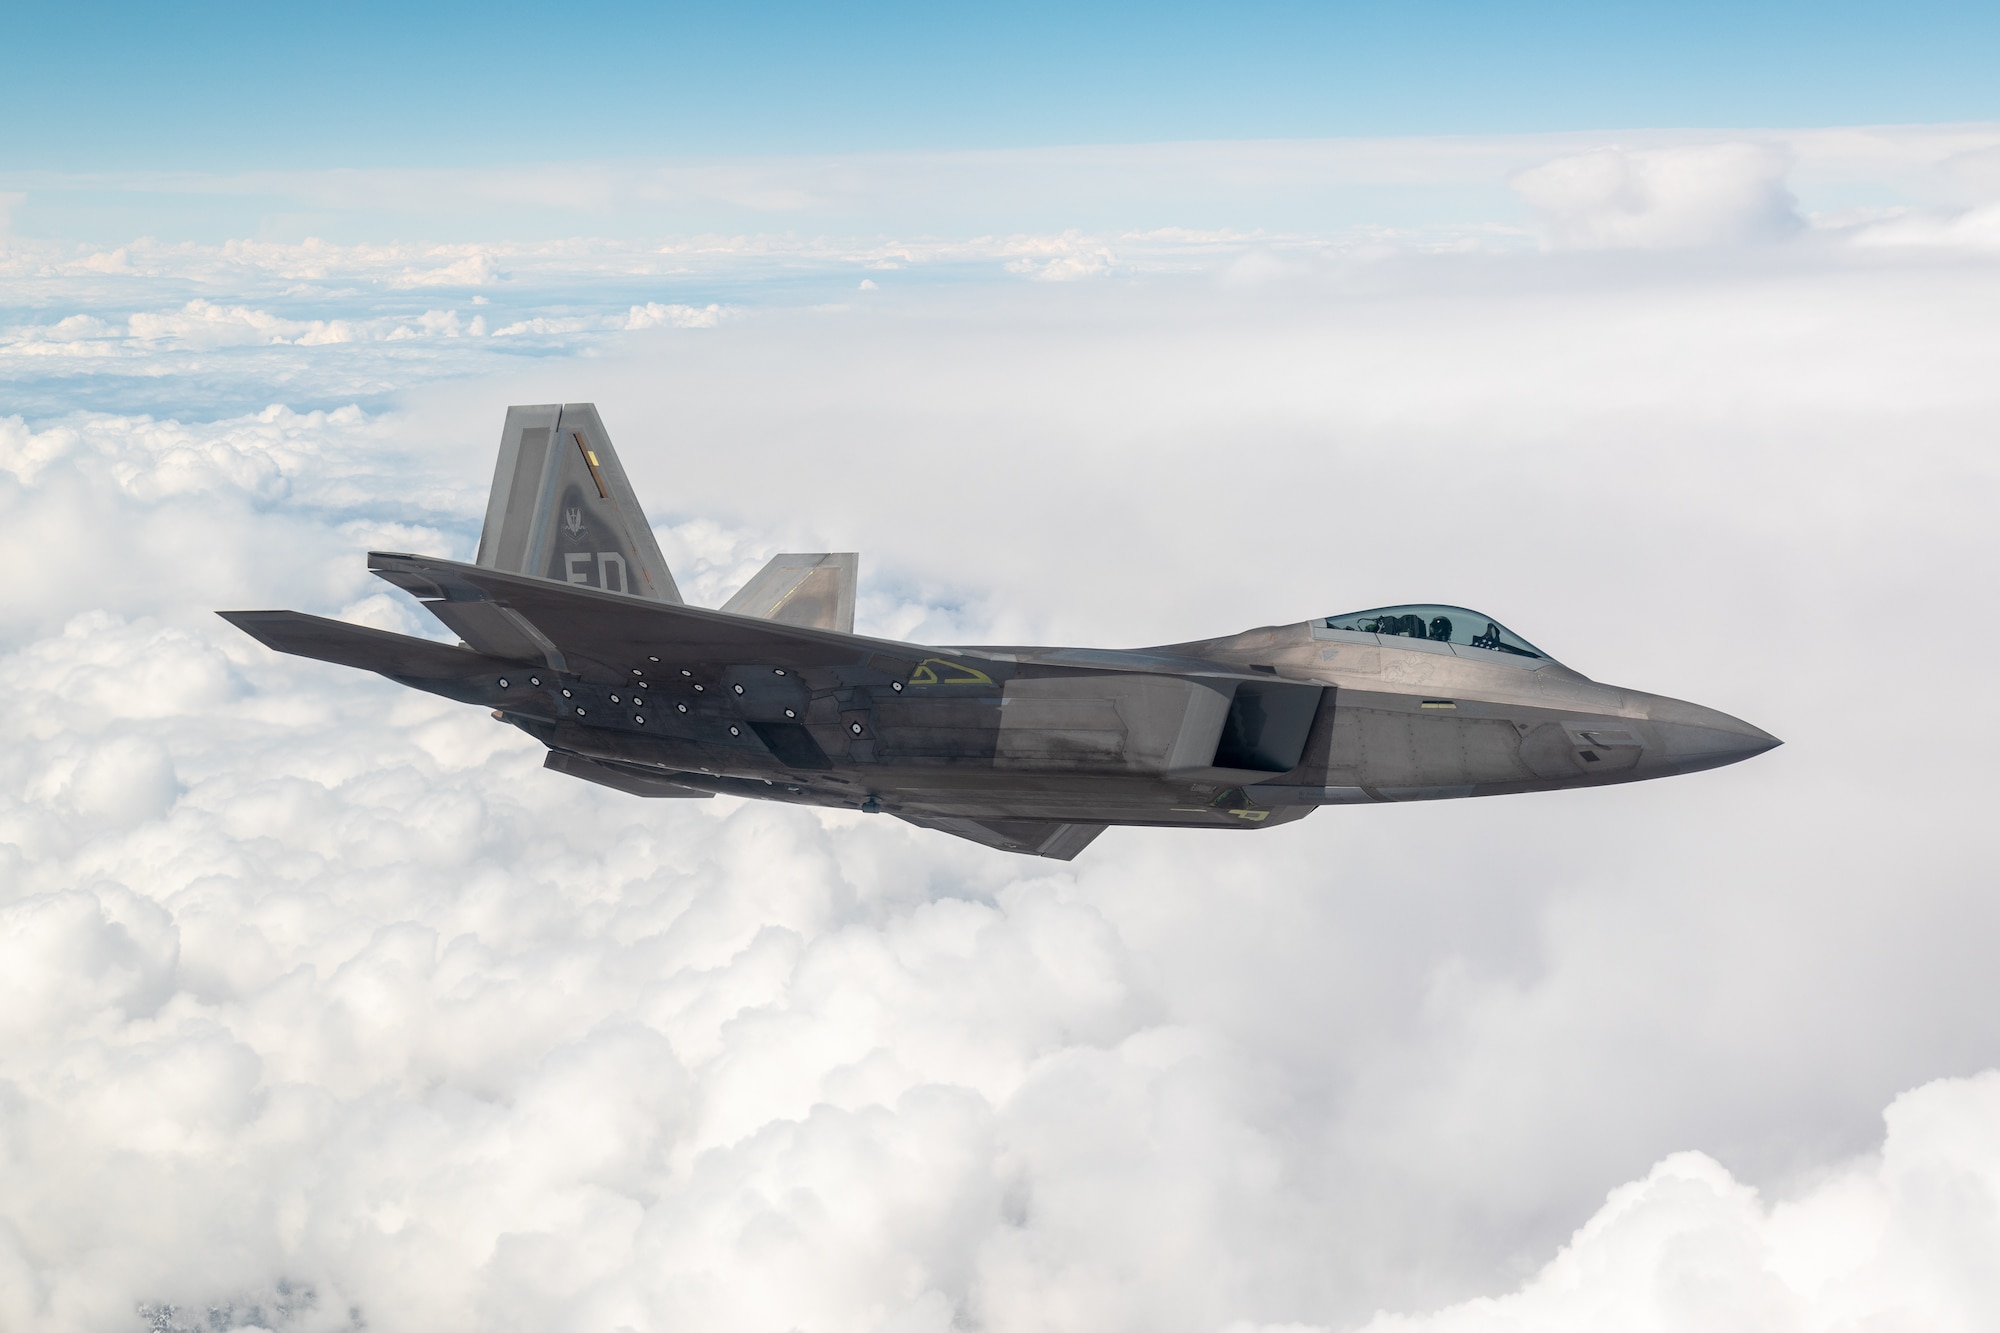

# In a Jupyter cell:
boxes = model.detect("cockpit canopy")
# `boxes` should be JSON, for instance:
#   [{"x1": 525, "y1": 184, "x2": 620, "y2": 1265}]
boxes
[{"x1": 1321, "y1": 604, "x2": 1546, "y2": 659}]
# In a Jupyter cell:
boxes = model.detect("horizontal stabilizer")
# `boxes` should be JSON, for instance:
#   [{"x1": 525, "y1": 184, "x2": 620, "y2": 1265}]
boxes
[
  {"x1": 897, "y1": 813, "x2": 1107, "y2": 860},
  {"x1": 721, "y1": 553, "x2": 858, "y2": 633},
  {"x1": 218, "y1": 610, "x2": 516, "y2": 679},
  {"x1": 369, "y1": 551, "x2": 936, "y2": 680},
  {"x1": 544, "y1": 751, "x2": 713, "y2": 798}
]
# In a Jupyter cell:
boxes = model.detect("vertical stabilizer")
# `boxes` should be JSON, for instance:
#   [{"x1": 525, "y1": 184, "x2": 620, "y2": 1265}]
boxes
[
  {"x1": 721, "y1": 552, "x2": 858, "y2": 632},
  {"x1": 475, "y1": 404, "x2": 682, "y2": 603}
]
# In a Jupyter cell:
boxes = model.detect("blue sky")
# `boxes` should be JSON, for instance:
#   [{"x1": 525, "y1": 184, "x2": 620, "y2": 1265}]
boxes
[{"x1": 7, "y1": 0, "x2": 1999, "y2": 169}]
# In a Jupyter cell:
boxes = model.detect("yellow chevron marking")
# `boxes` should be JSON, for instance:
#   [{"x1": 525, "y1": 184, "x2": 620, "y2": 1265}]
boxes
[{"x1": 908, "y1": 657, "x2": 995, "y2": 687}]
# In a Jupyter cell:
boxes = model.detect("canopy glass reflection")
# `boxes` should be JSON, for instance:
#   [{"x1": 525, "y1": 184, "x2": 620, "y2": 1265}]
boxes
[{"x1": 1322, "y1": 604, "x2": 1545, "y2": 659}]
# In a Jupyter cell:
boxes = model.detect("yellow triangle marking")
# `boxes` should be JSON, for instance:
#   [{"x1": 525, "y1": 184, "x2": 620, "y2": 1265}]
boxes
[{"x1": 908, "y1": 657, "x2": 995, "y2": 687}]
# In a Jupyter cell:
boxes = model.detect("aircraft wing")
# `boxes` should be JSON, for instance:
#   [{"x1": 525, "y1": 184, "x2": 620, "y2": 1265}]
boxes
[
  {"x1": 218, "y1": 609, "x2": 520, "y2": 682},
  {"x1": 366, "y1": 551, "x2": 947, "y2": 682},
  {"x1": 542, "y1": 751, "x2": 714, "y2": 798},
  {"x1": 894, "y1": 813, "x2": 1107, "y2": 860}
]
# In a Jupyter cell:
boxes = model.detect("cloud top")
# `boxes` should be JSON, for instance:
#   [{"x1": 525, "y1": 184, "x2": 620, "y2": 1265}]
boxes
[
  {"x1": 1353, "y1": 1072, "x2": 2000, "y2": 1333},
  {"x1": 3, "y1": 126, "x2": 2000, "y2": 1333},
  {"x1": 1513, "y1": 144, "x2": 1804, "y2": 248}
]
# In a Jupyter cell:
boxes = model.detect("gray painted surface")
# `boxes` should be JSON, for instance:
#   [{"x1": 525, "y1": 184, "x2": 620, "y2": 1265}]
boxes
[
  {"x1": 720, "y1": 552, "x2": 858, "y2": 633},
  {"x1": 223, "y1": 404, "x2": 1780, "y2": 860},
  {"x1": 476, "y1": 403, "x2": 682, "y2": 604}
]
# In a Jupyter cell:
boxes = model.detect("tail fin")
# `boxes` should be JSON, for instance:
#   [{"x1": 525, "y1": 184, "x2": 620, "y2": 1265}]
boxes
[
  {"x1": 475, "y1": 404, "x2": 682, "y2": 603},
  {"x1": 720, "y1": 552, "x2": 858, "y2": 632}
]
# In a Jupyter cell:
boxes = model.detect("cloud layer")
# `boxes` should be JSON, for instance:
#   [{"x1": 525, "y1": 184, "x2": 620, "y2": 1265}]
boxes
[
  {"x1": 6, "y1": 123, "x2": 1998, "y2": 243},
  {"x1": 3, "y1": 131, "x2": 1999, "y2": 1333},
  {"x1": 1513, "y1": 144, "x2": 1803, "y2": 248},
  {"x1": 1354, "y1": 1072, "x2": 2000, "y2": 1333}
]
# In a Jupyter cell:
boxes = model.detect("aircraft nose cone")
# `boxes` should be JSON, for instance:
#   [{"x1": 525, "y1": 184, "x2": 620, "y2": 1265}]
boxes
[{"x1": 1640, "y1": 698, "x2": 1782, "y2": 777}]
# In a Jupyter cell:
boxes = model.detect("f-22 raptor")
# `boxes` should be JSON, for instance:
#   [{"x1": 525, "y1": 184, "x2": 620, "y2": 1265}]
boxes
[{"x1": 224, "y1": 404, "x2": 1780, "y2": 860}]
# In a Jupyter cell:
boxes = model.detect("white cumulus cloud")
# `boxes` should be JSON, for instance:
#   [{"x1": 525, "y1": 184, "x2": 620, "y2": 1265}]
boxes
[
  {"x1": 1354, "y1": 1073, "x2": 2000, "y2": 1333},
  {"x1": 2, "y1": 130, "x2": 1999, "y2": 1333},
  {"x1": 1513, "y1": 144, "x2": 1804, "y2": 249},
  {"x1": 622, "y1": 302, "x2": 723, "y2": 330}
]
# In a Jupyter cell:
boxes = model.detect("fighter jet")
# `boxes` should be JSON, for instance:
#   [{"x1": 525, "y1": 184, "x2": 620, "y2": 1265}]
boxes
[{"x1": 223, "y1": 404, "x2": 1780, "y2": 860}]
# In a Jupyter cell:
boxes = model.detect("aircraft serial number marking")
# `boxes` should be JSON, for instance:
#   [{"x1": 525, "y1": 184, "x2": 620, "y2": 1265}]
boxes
[{"x1": 564, "y1": 551, "x2": 630, "y2": 593}]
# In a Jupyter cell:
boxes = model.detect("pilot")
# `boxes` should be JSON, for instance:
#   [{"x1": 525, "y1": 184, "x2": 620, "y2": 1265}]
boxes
[{"x1": 1429, "y1": 615, "x2": 1453, "y2": 642}]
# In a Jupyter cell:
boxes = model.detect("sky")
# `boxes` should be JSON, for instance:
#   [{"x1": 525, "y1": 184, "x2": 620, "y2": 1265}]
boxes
[
  {"x1": 4, "y1": 7, "x2": 2000, "y2": 1333},
  {"x1": 7, "y1": 0, "x2": 2000, "y2": 167}
]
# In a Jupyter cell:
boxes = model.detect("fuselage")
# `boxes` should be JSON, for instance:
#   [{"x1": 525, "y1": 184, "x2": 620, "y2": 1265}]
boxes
[
  {"x1": 493, "y1": 605, "x2": 1777, "y2": 833},
  {"x1": 1160, "y1": 616, "x2": 1778, "y2": 819}
]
